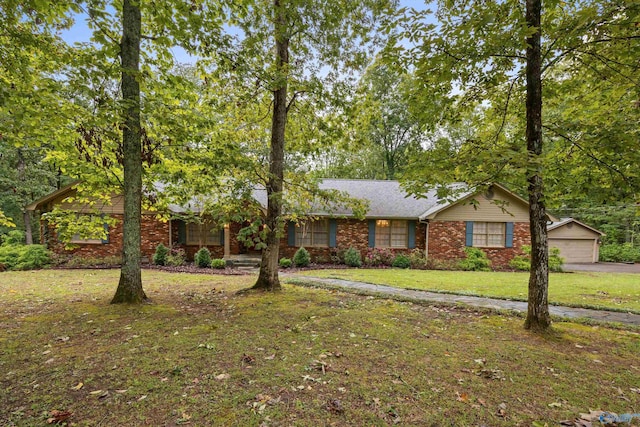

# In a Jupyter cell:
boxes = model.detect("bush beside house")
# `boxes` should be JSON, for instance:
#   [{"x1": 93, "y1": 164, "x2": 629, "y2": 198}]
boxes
[
  {"x1": 458, "y1": 247, "x2": 492, "y2": 271},
  {"x1": 509, "y1": 245, "x2": 564, "y2": 272},
  {"x1": 194, "y1": 247, "x2": 212, "y2": 268},
  {"x1": 293, "y1": 247, "x2": 311, "y2": 267},
  {"x1": 0, "y1": 230, "x2": 51, "y2": 270}
]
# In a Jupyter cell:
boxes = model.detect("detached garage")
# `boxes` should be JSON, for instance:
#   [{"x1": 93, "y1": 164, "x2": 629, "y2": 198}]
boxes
[{"x1": 548, "y1": 218, "x2": 604, "y2": 263}]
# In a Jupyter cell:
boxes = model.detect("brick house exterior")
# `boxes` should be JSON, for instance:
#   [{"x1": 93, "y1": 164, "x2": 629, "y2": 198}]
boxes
[
  {"x1": 427, "y1": 221, "x2": 530, "y2": 268},
  {"x1": 27, "y1": 180, "x2": 547, "y2": 268}
]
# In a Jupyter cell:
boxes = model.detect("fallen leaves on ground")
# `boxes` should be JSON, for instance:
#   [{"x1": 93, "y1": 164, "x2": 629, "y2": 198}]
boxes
[
  {"x1": 241, "y1": 354, "x2": 256, "y2": 364},
  {"x1": 47, "y1": 410, "x2": 73, "y2": 424},
  {"x1": 497, "y1": 402, "x2": 507, "y2": 417},
  {"x1": 559, "y1": 410, "x2": 605, "y2": 426},
  {"x1": 325, "y1": 398, "x2": 344, "y2": 414},
  {"x1": 456, "y1": 391, "x2": 469, "y2": 402}
]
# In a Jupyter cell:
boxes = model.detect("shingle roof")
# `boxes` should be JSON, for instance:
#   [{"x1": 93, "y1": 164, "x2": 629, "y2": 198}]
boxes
[
  {"x1": 251, "y1": 179, "x2": 465, "y2": 218},
  {"x1": 317, "y1": 179, "x2": 443, "y2": 218}
]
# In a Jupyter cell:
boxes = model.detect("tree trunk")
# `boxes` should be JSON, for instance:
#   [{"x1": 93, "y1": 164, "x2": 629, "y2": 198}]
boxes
[
  {"x1": 16, "y1": 149, "x2": 33, "y2": 244},
  {"x1": 23, "y1": 211, "x2": 33, "y2": 245},
  {"x1": 112, "y1": 0, "x2": 146, "y2": 304},
  {"x1": 524, "y1": 0, "x2": 550, "y2": 330},
  {"x1": 253, "y1": 0, "x2": 288, "y2": 291}
]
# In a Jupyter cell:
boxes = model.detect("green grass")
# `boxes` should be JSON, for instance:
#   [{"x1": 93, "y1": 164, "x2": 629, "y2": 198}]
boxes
[
  {"x1": 297, "y1": 269, "x2": 640, "y2": 313},
  {"x1": 1, "y1": 269, "x2": 639, "y2": 426}
]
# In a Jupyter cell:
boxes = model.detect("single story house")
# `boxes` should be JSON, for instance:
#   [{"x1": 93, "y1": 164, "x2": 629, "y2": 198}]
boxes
[{"x1": 26, "y1": 180, "x2": 603, "y2": 267}]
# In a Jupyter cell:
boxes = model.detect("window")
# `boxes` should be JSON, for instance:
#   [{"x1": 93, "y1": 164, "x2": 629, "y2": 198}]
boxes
[
  {"x1": 295, "y1": 220, "x2": 329, "y2": 247},
  {"x1": 472, "y1": 222, "x2": 506, "y2": 247},
  {"x1": 186, "y1": 222, "x2": 222, "y2": 246},
  {"x1": 69, "y1": 215, "x2": 107, "y2": 244},
  {"x1": 375, "y1": 219, "x2": 407, "y2": 248}
]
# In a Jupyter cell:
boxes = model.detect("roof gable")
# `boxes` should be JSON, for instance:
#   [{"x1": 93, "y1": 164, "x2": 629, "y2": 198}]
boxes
[
  {"x1": 548, "y1": 218, "x2": 604, "y2": 236},
  {"x1": 419, "y1": 183, "x2": 532, "y2": 221},
  {"x1": 26, "y1": 182, "x2": 79, "y2": 211}
]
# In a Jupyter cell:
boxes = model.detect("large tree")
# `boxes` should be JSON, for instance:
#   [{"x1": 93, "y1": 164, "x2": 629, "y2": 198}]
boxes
[
  {"x1": 111, "y1": 0, "x2": 145, "y2": 303},
  {"x1": 391, "y1": 0, "x2": 639, "y2": 330},
  {"x1": 3, "y1": 0, "x2": 227, "y2": 302},
  {"x1": 523, "y1": 0, "x2": 548, "y2": 330},
  {"x1": 193, "y1": 0, "x2": 396, "y2": 291},
  {"x1": 355, "y1": 59, "x2": 424, "y2": 180}
]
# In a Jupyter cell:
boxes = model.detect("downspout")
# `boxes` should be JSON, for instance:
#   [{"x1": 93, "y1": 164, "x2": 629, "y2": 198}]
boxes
[{"x1": 169, "y1": 218, "x2": 173, "y2": 247}]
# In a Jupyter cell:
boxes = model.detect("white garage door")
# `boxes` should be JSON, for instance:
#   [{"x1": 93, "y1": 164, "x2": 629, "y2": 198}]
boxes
[{"x1": 549, "y1": 239, "x2": 595, "y2": 263}]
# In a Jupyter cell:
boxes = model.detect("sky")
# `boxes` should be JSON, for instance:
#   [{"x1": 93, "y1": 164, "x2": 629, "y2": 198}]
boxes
[{"x1": 60, "y1": 0, "x2": 434, "y2": 64}]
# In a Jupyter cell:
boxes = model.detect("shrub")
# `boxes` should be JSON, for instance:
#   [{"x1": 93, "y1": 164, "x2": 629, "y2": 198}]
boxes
[
  {"x1": 153, "y1": 243, "x2": 169, "y2": 266},
  {"x1": 279, "y1": 257, "x2": 292, "y2": 268},
  {"x1": 458, "y1": 247, "x2": 491, "y2": 271},
  {"x1": 0, "y1": 246, "x2": 20, "y2": 269},
  {"x1": 293, "y1": 247, "x2": 310, "y2": 267},
  {"x1": 2, "y1": 230, "x2": 25, "y2": 246},
  {"x1": 408, "y1": 249, "x2": 428, "y2": 269},
  {"x1": 0, "y1": 244, "x2": 50, "y2": 270},
  {"x1": 194, "y1": 247, "x2": 212, "y2": 268},
  {"x1": 364, "y1": 248, "x2": 394, "y2": 266},
  {"x1": 344, "y1": 247, "x2": 362, "y2": 267},
  {"x1": 508, "y1": 255, "x2": 530, "y2": 271},
  {"x1": 392, "y1": 254, "x2": 411, "y2": 269},
  {"x1": 166, "y1": 248, "x2": 186, "y2": 266},
  {"x1": 599, "y1": 243, "x2": 640, "y2": 263},
  {"x1": 508, "y1": 245, "x2": 564, "y2": 272},
  {"x1": 548, "y1": 247, "x2": 564, "y2": 272},
  {"x1": 211, "y1": 258, "x2": 226, "y2": 269}
]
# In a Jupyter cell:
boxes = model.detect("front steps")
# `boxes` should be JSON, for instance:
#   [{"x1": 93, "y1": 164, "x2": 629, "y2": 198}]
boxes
[{"x1": 226, "y1": 254, "x2": 262, "y2": 268}]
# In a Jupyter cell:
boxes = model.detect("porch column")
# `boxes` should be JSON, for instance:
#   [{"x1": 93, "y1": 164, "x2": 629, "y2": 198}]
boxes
[
  {"x1": 224, "y1": 223, "x2": 230, "y2": 258},
  {"x1": 424, "y1": 221, "x2": 429, "y2": 259}
]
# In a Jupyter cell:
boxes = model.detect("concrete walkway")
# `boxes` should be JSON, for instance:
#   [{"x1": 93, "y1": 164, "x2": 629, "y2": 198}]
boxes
[{"x1": 288, "y1": 276, "x2": 640, "y2": 326}]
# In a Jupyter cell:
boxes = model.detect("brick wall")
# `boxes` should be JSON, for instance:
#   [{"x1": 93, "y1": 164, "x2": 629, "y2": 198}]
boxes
[
  {"x1": 44, "y1": 214, "x2": 170, "y2": 260},
  {"x1": 44, "y1": 214, "x2": 527, "y2": 269},
  {"x1": 278, "y1": 219, "x2": 427, "y2": 263},
  {"x1": 428, "y1": 220, "x2": 530, "y2": 268}
]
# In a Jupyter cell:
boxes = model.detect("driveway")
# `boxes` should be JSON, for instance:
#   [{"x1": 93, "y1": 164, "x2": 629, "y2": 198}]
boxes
[{"x1": 564, "y1": 262, "x2": 640, "y2": 274}]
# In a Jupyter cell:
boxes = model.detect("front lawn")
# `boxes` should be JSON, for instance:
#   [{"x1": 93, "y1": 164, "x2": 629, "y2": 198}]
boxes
[
  {"x1": 297, "y1": 269, "x2": 640, "y2": 313},
  {"x1": 1, "y1": 270, "x2": 639, "y2": 426}
]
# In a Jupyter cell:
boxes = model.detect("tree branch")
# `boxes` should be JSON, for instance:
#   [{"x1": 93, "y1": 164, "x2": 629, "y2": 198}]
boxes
[
  {"x1": 492, "y1": 76, "x2": 518, "y2": 145},
  {"x1": 542, "y1": 124, "x2": 630, "y2": 183},
  {"x1": 286, "y1": 91, "x2": 306, "y2": 113}
]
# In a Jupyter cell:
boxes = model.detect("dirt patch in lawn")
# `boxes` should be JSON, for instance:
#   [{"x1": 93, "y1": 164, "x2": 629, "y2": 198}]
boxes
[{"x1": 1, "y1": 270, "x2": 639, "y2": 426}]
